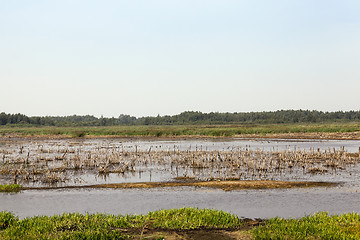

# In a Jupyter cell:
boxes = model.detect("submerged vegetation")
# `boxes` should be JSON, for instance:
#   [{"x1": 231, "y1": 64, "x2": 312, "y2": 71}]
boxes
[
  {"x1": 1, "y1": 209, "x2": 360, "y2": 239},
  {"x1": 1, "y1": 138, "x2": 358, "y2": 188}
]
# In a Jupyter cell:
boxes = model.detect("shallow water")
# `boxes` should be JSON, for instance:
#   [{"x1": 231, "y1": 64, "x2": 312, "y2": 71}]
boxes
[
  {"x1": 1, "y1": 186, "x2": 360, "y2": 219},
  {"x1": 3, "y1": 137, "x2": 360, "y2": 152},
  {"x1": 1, "y1": 138, "x2": 360, "y2": 219}
]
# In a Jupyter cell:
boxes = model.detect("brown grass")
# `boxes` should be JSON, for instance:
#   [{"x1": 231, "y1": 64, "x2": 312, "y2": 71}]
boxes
[
  {"x1": 2, "y1": 130, "x2": 360, "y2": 140},
  {"x1": 92, "y1": 180, "x2": 336, "y2": 191},
  {"x1": 22, "y1": 180, "x2": 337, "y2": 191}
]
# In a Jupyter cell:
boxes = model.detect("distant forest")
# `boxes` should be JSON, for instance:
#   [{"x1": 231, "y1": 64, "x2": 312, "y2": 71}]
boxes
[{"x1": 1, "y1": 110, "x2": 360, "y2": 127}]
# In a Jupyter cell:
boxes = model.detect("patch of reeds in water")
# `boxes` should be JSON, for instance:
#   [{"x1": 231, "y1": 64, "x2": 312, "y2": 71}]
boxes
[{"x1": 0, "y1": 141, "x2": 359, "y2": 188}]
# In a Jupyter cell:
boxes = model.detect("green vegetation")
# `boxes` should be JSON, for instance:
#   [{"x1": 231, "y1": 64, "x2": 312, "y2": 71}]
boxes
[
  {"x1": 253, "y1": 212, "x2": 360, "y2": 239},
  {"x1": 1, "y1": 210, "x2": 360, "y2": 239},
  {"x1": 0, "y1": 184, "x2": 22, "y2": 193},
  {"x1": 1, "y1": 110, "x2": 360, "y2": 127},
  {"x1": 0, "y1": 212, "x2": 18, "y2": 230},
  {"x1": 0, "y1": 122, "x2": 359, "y2": 138},
  {"x1": 1, "y1": 110, "x2": 359, "y2": 137},
  {"x1": 0, "y1": 208, "x2": 243, "y2": 239}
]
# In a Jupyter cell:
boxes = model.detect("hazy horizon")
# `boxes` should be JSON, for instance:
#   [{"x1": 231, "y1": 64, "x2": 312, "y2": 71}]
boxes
[{"x1": 1, "y1": 1, "x2": 360, "y2": 118}]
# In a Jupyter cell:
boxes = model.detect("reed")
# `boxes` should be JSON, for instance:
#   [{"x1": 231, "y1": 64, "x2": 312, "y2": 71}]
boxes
[{"x1": 1, "y1": 139, "x2": 359, "y2": 188}]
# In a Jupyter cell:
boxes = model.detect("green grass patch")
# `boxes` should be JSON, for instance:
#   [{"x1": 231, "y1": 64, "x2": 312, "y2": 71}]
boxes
[
  {"x1": 0, "y1": 208, "x2": 243, "y2": 239},
  {"x1": 252, "y1": 212, "x2": 360, "y2": 239},
  {"x1": 147, "y1": 208, "x2": 242, "y2": 229},
  {"x1": 0, "y1": 123, "x2": 359, "y2": 138},
  {"x1": 0, "y1": 184, "x2": 22, "y2": 193},
  {"x1": 0, "y1": 212, "x2": 18, "y2": 230},
  {"x1": 1, "y1": 210, "x2": 360, "y2": 239}
]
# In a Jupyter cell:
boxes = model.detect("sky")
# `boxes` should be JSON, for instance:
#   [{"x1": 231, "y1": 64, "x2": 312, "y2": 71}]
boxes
[{"x1": 1, "y1": 0, "x2": 360, "y2": 117}]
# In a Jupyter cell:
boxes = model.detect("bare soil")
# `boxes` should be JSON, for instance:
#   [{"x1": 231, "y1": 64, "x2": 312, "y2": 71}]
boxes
[
  {"x1": 118, "y1": 218, "x2": 262, "y2": 240},
  {"x1": 132, "y1": 229, "x2": 254, "y2": 240}
]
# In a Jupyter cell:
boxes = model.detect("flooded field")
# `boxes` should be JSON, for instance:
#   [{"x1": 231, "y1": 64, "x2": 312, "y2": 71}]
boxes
[{"x1": 1, "y1": 137, "x2": 360, "y2": 219}]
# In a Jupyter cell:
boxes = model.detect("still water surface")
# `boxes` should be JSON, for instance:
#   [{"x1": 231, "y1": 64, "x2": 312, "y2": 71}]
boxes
[{"x1": 1, "y1": 186, "x2": 359, "y2": 219}]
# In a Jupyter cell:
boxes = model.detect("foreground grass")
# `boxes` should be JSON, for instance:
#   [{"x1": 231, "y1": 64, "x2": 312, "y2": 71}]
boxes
[
  {"x1": 0, "y1": 184, "x2": 22, "y2": 193},
  {"x1": 0, "y1": 208, "x2": 243, "y2": 239},
  {"x1": 1, "y1": 122, "x2": 360, "y2": 138},
  {"x1": 252, "y1": 212, "x2": 360, "y2": 240},
  {"x1": 1, "y1": 209, "x2": 360, "y2": 239}
]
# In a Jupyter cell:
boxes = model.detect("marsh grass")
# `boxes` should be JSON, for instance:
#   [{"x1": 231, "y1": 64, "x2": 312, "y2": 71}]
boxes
[
  {"x1": 0, "y1": 208, "x2": 243, "y2": 239},
  {"x1": 252, "y1": 212, "x2": 360, "y2": 239},
  {"x1": 69, "y1": 131, "x2": 86, "y2": 138},
  {"x1": 0, "y1": 123, "x2": 359, "y2": 138},
  {"x1": 1, "y1": 210, "x2": 360, "y2": 239},
  {"x1": 0, "y1": 184, "x2": 22, "y2": 193}
]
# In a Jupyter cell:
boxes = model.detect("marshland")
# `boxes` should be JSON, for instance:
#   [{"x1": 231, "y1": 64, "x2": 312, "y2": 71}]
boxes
[
  {"x1": 1, "y1": 132, "x2": 360, "y2": 239},
  {"x1": 3, "y1": 0, "x2": 360, "y2": 236},
  {"x1": 1, "y1": 137, "x2": 360, "y2": 188}
]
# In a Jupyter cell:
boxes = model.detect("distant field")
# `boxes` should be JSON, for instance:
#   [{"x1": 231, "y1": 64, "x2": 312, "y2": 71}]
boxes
[{"x1": 0, "y1": 123, "x2": 360, "y2": 138}]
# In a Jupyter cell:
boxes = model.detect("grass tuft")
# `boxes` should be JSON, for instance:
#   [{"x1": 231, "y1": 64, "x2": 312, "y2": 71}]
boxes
[
  {"x1": 0, "y1": 212, "x2": 18, "y2": 230},
  {"x1": 146, "y1": 207, "x2": 243, "y2": 229},
  {"x1": 252, "y1": 212, "x2": 360, "y2": 239},
  {"x1": 0, "y1": 184, "x2": 22, "y2": 193}
]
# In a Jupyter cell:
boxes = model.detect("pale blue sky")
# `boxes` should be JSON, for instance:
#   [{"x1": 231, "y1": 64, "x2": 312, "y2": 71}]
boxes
[{"x1": 1, "y1": 0, "x2": 359, "y2": 117}]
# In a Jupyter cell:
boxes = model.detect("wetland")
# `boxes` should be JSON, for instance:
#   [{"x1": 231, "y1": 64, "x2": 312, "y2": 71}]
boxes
[
  {"x1": 1, "y1": 136, "x2": 360, "y2": 219},
  {"x1": 1, "y1": 133, "x2": 360, "y2": 239}
]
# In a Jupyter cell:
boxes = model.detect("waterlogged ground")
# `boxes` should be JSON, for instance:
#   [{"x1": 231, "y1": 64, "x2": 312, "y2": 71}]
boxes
[
  {"x1": 1, "y1": 137, "x2": 360, "y2": 187},
  {"x1": 1, "y1": 137, "x2": 360, "y2": 219}
]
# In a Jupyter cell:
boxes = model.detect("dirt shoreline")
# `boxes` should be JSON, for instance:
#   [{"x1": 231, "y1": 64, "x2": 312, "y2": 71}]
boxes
[
  {"x1": 21, "y1": 180, "x2": 338, "y2": 191},
  {"x1": 121, "y1": 221, "x2": 260, "y2": 240}
]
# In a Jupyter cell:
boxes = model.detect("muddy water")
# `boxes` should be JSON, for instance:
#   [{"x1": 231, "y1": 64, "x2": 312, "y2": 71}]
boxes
[{"x1": 1, "y1": 138, "x2": 360, "y2": 219}]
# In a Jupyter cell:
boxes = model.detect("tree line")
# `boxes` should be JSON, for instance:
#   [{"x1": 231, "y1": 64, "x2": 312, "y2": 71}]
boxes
[{"x1": 1, "y1": 110, "x2": 360, "y2": 127}]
